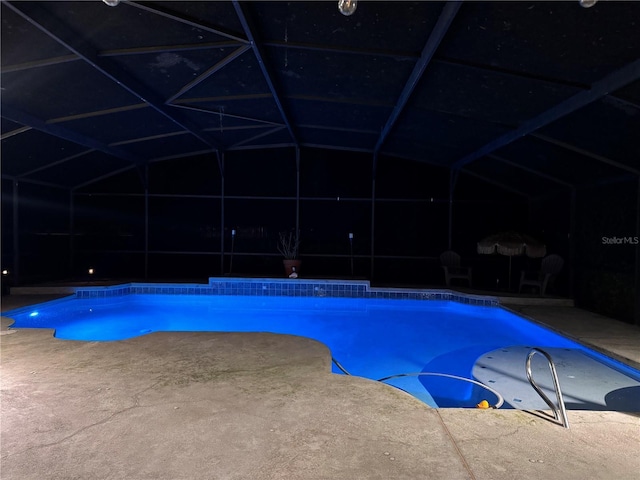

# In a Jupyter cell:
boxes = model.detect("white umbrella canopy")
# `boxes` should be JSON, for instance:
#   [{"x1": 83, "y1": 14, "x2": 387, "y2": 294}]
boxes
[
  {"x1": 477, "y1": 231, "x2": 547, "y2": 290},
  {"x1": 477, "y1": 231, "x2": 547, "y2": 258}
]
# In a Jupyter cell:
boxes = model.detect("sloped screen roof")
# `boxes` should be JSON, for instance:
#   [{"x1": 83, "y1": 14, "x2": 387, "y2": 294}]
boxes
[{"x1": 2, "y1": 0, "x2": 639, "y2": 196}]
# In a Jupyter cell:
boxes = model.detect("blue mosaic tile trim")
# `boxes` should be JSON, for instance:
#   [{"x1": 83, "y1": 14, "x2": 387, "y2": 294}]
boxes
[
  {"x1": 362, "y1": 288, "x2": 498, "y2": 306},
  {"x1": 128, "y1": 284, "x2": 216, "y2": 296},
  {"x1": 205, "y1": 278, "x2": 371, "y2": 299},
  {"x1": 75, "y1": 284, "x2": 133, "y2": 299},
  {"x1": 73, "y1": 278, "x2": 499, "y2": 306}
]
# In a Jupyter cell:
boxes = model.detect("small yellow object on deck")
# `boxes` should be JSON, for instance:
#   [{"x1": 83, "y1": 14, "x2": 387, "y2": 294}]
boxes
[{"x1": 476, "y1": 400, "x2": 490, "y2": 409}]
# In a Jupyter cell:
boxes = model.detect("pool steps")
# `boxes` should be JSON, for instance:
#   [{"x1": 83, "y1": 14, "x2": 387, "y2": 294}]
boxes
[{"x1": 332, "y1": 357, "x2": 505, "y2": 410}]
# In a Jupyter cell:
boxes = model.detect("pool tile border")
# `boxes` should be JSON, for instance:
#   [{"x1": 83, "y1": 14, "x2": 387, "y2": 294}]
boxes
[{"x1": 74, "y1": 278, "x2": 499, "y2": 306}]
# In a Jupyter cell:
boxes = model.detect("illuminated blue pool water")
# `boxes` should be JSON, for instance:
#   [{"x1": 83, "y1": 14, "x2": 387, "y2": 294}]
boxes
[{"x1": 6, "y1": 294, "x2": 640, "y2": 409}]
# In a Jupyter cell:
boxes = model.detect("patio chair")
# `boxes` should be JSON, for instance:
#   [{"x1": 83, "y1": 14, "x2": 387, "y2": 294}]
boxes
[
  {"x1": 439, "y1": 250, "x2": 472, "y2": 287},
  {"x1": 518, "y1": 254, "x2": 564, "y2": 295}
]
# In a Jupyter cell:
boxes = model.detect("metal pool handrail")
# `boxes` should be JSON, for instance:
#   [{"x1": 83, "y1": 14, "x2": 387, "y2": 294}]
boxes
[
  {"x1": 526, "y1": 347, "x2": 570, "y2": 428},
  {"x1": 332, "y1": 357, "x2": 352, "y2": 375}
]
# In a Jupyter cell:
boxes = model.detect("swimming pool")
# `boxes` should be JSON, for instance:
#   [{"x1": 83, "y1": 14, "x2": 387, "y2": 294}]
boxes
[{"x1": 5, "y1": 283, "x2": 640, "y2": 411}]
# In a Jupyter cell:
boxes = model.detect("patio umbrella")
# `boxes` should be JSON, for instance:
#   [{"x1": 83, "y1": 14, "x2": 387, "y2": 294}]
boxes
[{"x1": 477, "y1": 231, "x2": 546, "y2": 290}]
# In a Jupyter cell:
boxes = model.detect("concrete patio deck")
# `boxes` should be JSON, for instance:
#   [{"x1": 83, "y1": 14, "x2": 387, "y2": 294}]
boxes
[{"x1": 1, "y1": 293, "x2": 639, "y2": 479}]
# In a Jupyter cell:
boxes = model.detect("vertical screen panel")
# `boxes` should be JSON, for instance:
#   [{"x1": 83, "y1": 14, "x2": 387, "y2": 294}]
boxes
[
  {"x1": 226, "y1": 148, "x2": 296, "y2": 198},
  {"x1": 301, "y1": 148, "x2": 372, "y2": 198},
  {"x1": 377, "y1": 157, "x2": 449, "y2": 200},
  {"x1": 16, "y1": 183, "x2": 71, "y2": 282},
  {"x1": 225, "y1": 198, "x2": 296, "y2": 256},
  {"x1": 300, "y1": 200, "x2": 371, "y2": 256},
  {"x1": 148, "y1": 197, "x2": 220, "y2": 252},
  {"x1": 1, "y1": 179, "x2": 15, "y2": 270},
  {"x1": 75, "y1": 194, "x2": 145, "y2": 252},
  {"x1": 150, "y1": 155, "x2": 222, "y2": 196},
  {"x1": 375, "y1": 201, "x2": 448, "y2": 257}
]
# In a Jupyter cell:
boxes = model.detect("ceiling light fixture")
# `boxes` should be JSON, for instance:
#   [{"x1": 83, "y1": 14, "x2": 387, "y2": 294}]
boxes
[
  {"x1": 103, "y1": 0, "x2": 120, "y2": 6},
  {"x1": 338, "y1": 0, "x2": 357, "y2": 16},
  {"x1": 579, "y1": 0, "x2": 598, "y2": 8}
]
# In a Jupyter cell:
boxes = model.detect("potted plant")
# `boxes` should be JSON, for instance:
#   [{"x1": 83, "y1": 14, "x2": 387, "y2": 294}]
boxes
[{"x1": 277, "y1": 230, "x2": 301, "y2": 277}]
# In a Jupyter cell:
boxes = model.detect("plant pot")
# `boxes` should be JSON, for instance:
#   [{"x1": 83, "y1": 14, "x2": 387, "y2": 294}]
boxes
[{"x1": 283, "y1": 259, "x2": 301, "y2": 277}]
